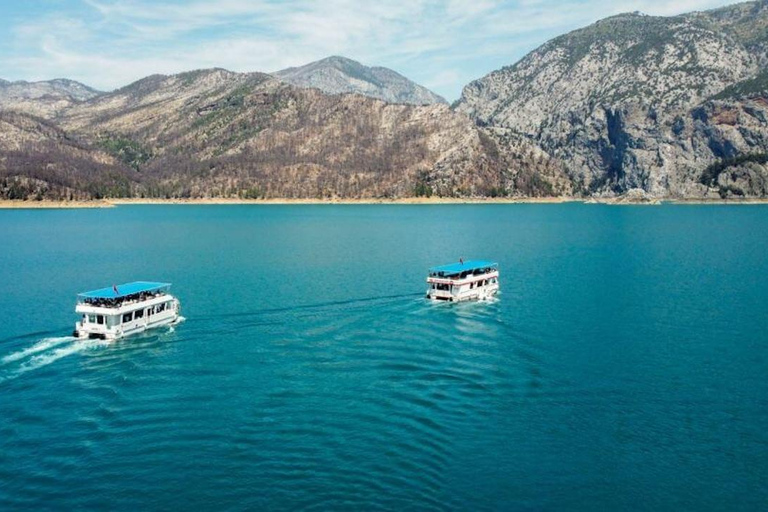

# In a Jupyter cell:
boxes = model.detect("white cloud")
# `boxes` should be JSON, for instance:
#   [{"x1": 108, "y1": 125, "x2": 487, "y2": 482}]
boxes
[{"x1": 0, "y1": 0, "x2": 743, "y2": 100}]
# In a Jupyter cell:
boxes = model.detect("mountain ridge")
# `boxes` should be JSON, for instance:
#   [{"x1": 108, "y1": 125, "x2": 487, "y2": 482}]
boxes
[
  {"x1": 49, "y1": 67, "x2": 562, "y2": 199},
  {"x1": 1, "y1": 2, "x2": 768, "y2": 200}
]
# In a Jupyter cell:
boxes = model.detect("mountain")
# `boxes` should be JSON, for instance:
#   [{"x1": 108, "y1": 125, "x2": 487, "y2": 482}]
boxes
[
  {"x1": 456, "y1": 1, "x2": 768, "y2": 199},
  {"x1": 3, "y1": 3, "x2": 768, "y2": 201},
  {"x1": 0, "y1": 78, "x2": 102, "y2": 118},
  {"x1": 50, "y1": 68, "x2": 561, "y2": 199},
  {"x1": 274, "y1": 56, "x2": 447, "y2": 106}
]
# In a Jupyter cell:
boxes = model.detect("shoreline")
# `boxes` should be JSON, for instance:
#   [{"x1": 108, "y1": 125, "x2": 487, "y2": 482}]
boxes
[{"x1": 1, "y1": 197, "x2": 767, "y2": 209}]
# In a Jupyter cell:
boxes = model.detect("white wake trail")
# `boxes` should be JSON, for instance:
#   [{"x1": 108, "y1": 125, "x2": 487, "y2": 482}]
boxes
[
  {"x1": 1, "y1": 336, "x2": 76, "y2": 365},
  {"x1": 0, "y1": 337, "x2": 109, "y2": 382}
]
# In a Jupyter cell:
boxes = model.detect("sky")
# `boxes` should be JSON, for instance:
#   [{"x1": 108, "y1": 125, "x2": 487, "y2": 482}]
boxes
[{"x1": 0, "y1": 0, "x2": 742, "y2": 100}]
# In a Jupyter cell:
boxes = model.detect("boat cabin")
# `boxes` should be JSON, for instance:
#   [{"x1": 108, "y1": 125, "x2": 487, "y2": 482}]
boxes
[
  {"x1": 426, "y1": 260, "x2": 499, "y2": 302},
  {"x1": 74, "y1": 281, "x2": 180, "y2": 340}
]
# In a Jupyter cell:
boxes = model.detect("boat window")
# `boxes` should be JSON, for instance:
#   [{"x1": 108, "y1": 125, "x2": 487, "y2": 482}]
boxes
[
  {"x1": 88, "y1": 314, "x2": 96, "y2": 323},
  {"x1": 122, "y1": 312, "x2": 133, "y2": 323},
  {"x1": 135, "y1": 309, "x2": 144, "y2": 319},
  {"x1": 107, "y1": 316, "x2": 119, "y2": 327},
  {"x1": 82, "y1": 314, "x2": 87, "y2": 323},
  {"x1": 97, "y1": 315, "x2": 104, "y2": 325}
]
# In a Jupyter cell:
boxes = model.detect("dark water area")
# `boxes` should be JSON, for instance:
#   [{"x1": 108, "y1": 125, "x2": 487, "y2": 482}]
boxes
[{"x1": 0, "y1": 204, "x2": 767, "y2": 510}]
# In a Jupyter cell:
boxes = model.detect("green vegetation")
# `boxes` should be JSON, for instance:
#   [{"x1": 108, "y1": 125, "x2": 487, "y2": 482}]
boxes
[
  {"x1": 712, "y1": 71, "x2": 768, "y2": 100},
  {"x1": 178, "y1": 69, "x2": 219, "y2": 87},
  {"x1": 413, "y1": 181, "x2": 432, "y2": 197},
  {"x1": 98, "y1": 136, "x2": 152, "y2": 171},
  {"x1": 191, "y1": 85, "x2": 253, "y2": 131},
  {"x1": 555, "y1": 13, "x2": 676, "y2": 69},
  {"x1": 413, "y1": 171, "x2": 433, "y2": 197},
  {"x1": 718, "y1": 184, "x2": 745, "y2": 198},
  {"x1": 1, "y1": 177, "x2": 40, "y2": 200},
  {"x1": 485, "y1": 186, "x2": 508, "y2": 198},
  {"x1": 239, "y1": 186, "x2": 263, "y2": 199},
  {"x1": 699, "y1": 153, "x2": 768, "y2": 186}
]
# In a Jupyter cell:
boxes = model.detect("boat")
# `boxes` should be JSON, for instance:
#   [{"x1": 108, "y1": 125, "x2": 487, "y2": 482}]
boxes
[
  {"x1": 73, "y1": 281, "x2": 181, "y2": 340},
  {"x1": 426, "y1": 260, "x2": 499, "y2": 302}
]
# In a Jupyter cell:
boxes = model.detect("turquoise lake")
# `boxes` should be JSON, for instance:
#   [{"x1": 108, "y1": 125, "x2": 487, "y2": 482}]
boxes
[{"x1": 0, "y1": 204, "x2": 767, "y2": 510}]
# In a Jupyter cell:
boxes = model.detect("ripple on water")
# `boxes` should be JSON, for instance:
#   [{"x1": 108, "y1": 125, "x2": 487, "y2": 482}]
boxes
[{"x1": 0, "y1": 292, "x2": 559, "y2": 510}]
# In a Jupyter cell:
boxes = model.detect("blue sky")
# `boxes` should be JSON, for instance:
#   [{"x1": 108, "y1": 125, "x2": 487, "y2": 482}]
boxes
[{"x1": 0, "y1": 0, "x2": 740, "y2": 100}]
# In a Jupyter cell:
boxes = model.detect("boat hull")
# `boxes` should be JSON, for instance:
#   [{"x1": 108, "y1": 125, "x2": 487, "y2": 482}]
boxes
[
  {"x1": 426, "y1": 269, "x2": 499, "y2": 303},
  {"x1": 427, "y1": 285, "x2": 499, "y2": 302},
  {"x1": 74, "y1": 297, "x2": 181, "y2": 340},
  {"x1": 74, "y1": 314, "x2": 180, "y2": 340}
]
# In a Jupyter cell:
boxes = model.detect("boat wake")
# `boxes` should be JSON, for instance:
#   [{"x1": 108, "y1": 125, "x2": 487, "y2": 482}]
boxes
[
  {"x1": 0, "y1": 336, "x2": 109, "y2": 383},
  {"x1": 1, "y1": 336, "x2": 74, "y2": 364}
]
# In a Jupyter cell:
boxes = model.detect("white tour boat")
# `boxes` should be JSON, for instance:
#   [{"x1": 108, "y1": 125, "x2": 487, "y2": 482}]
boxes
[
  {"x1": 73, "y1": 281, "x2": 181, "y2": 340},
  {"x1": 426, "y1": 260, "x2": 499, "y2": 302}
]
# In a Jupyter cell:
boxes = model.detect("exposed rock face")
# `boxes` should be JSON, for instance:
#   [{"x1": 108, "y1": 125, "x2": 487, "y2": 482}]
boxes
[
  {"x1": 0, "y1": 79, "x2": 102, "y2": 118},
  {"x1": 457, "y1": 1, "x2": 768, "y2": 198},
  {"x1": 274, "y1": 56, "x2": 446, "y2": 106}
]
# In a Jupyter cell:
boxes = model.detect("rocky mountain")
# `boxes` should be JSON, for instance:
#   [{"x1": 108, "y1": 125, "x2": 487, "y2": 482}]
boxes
[
  {"x1": 456, "y1": 1, "x2": 768, "y2": 199},
  {"x1": 274, "y1": 56, "x2": 446, "y2": 106},
  {"x1": 0, "y1": 79, "x2": 102, "y2": 119}
]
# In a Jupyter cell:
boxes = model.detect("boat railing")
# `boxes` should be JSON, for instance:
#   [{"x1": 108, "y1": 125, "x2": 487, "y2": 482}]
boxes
[
  {"x1": 80, "y1": 291, "x2": 168, "y2": 309},
  {"x1": 428, "y1": 269, "x2": 499, "y2": 281}
]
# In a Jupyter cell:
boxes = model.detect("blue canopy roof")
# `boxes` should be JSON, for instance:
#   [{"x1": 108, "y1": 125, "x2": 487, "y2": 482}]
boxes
[
  {"x1": 429, "y1": 260, "x2": 497, "y2": 275},
  {"x1": 78, "y1": 281, "x2": 171, "y2": 299}
]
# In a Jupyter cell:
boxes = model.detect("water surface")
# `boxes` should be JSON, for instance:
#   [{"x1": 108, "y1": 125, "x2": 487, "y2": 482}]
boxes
[{"x1": 1, "y1": 204, "x2": 767, "y2": 510}]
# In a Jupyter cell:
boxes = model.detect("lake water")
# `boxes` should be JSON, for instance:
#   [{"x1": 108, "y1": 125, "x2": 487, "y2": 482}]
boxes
[{"x1": 1, "y1": 204, "x2": 767, "y2": 510}]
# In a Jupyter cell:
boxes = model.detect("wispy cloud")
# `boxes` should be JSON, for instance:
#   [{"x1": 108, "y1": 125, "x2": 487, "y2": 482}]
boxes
[{"x1": 0, "y1": 0, "x2": 740, "y2": 100}]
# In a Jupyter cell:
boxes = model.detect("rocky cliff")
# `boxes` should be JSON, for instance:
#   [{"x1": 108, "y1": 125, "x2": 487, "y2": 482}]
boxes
[
  {"x1": 457, "y1": 0, "x2": 768, "y2": 199},
  {"x1": 274, "y1": 56, "x2": 446, "y2": 106}
]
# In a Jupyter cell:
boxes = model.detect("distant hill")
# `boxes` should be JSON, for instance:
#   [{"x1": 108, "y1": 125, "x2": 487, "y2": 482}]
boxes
[
  {"x1": 0, "y1": 78, "x2": 102, "y2": 118},
  {"x1": 274, "y1": 56, "x2": 446, "y2": 106}
]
